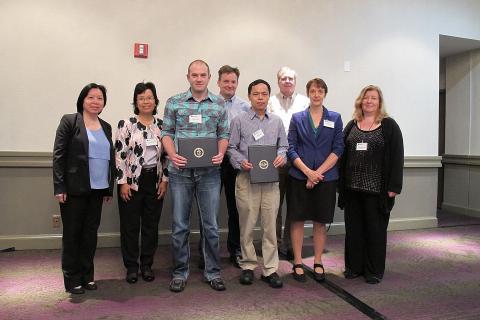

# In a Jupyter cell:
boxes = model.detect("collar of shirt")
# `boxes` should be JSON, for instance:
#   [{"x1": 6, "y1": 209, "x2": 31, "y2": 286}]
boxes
[
  {"x1": 247, "y1": 108, "x2": 270, "y2": 120},
  {"x1": 184, "y1": 88, "x2": 214, "y2": 103}
]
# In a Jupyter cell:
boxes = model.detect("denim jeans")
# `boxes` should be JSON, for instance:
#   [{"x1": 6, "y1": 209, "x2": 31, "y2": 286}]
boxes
[{"x1": 169, "y1": 167, "x2": 221, "y2": 281}]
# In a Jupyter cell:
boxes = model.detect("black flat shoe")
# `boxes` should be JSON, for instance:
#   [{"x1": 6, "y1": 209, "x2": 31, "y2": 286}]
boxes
[
  {"x1": 84, "y1": 282, "x2": 97, "y2": 290},
  {"x1": 313, "y1": 263, "x2": 325, "y2": 282},
  {"x1": 365, "y1": 275, "x2": 382, "y2": 284},
  {"x1": 67, "y1": 286, "x2": 85, "y2": 295},
  {"x1": 239, "y1": 269, "x2": 254, "y2": 285},
  {"x1": 209, "y1": 277, "x2": 226, "y2": 291},
  {"x1": 126, "y1": 272, "x2": 138, "y2": 284},
  {"x1": 343, "y1": 269, "x2": 362, "y2": 279},
  {"x1": 141, "y1": 268, "x2": 155, "y2": 282},
  {"x1": 261, "y1": 272, "x2": 283, "y2": 288},
  {"x1": 292, "y1": 264, "x2": 306, "y2": 282}
]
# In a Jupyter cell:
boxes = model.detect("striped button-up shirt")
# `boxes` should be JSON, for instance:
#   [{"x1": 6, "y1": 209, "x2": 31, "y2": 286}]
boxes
[{"x1": 227, "y1": 108, "x2": 288, "y2": 170}]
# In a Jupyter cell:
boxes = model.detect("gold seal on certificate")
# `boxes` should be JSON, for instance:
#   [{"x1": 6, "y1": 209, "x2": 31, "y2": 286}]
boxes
[
  {"x1": 248, "y1": 145, "x2": 279, "y2": 183},
  {"x1": 178, "y1": 137, "x2": 218, "y2": 168}
]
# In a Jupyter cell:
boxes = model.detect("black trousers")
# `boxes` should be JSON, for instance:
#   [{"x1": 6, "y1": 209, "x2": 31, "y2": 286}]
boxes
[
  {"x1": 221, "y1": 156, "x2": 241, "y2": 257},
  {"x1": 118, "y1": 170, "x2": 164, "y2": 273},
  {"x1": 60, "y1": 190, "x2": 104, "y2": 290},
  {"x1": 344, "y1": 190, "x2": 390, "y2": 277},
  {"x1": 276, "y1": 162, "x2": 291, "y2": 249}
]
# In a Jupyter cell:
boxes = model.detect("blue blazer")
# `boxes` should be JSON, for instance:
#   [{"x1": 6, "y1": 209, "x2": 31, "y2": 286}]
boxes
[{"x1": 287, "y1": 107, "x2": 344, "y2": 181}]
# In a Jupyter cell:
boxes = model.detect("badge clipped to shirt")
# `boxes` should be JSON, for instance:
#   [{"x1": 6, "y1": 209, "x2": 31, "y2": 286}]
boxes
[
  {"x1": 252, "y1": 129, "x2": 265, "y2": 141},
  {"x1": 146, "y1": 138, "x2": 157, "y2": 147},
  {"x1": 356, "y1": 142, "x2": 368, "y2": 151},
  {"x1": 189, "y1": 114, "x2": 202, "y2": 124},
  {"x1": 323, "y1": 119, "x2": 335, "y2": 128}
]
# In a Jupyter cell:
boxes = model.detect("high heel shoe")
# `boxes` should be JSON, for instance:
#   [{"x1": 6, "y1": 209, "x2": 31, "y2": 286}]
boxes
[{"x1": 292, "y1": 264, "x2": 306, "y2": 282}]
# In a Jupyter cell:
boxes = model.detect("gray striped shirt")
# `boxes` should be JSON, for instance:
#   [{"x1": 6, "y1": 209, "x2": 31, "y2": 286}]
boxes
[{"x1": 227, "y1": 108, "x2": 288, "y2": 170}]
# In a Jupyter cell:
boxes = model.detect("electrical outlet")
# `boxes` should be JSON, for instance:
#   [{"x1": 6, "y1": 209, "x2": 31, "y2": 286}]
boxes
[{"x1": 52, "y1": 214, "x2": 61, "y2": 228}]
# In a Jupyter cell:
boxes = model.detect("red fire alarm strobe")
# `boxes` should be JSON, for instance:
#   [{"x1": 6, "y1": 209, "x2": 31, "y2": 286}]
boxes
[{"x1": 134, "y1": 43, "x2": 148, "y2": 58}]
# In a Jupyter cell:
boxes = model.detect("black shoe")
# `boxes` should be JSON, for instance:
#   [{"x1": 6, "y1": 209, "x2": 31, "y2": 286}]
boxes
[
  {"x1": 239, "y1": 269, "x2": 254, "y2": 285},
  {"x1": 261, "y1": 272, "x2": 283, "y2": 288},
  {"x1": 126, "y1": 272, "x2": 138, "y2": 284},
  {"x1": 209, "y1": 278, "x2": 226, "y2": 291},
  {"x1": 343, "y1": 269, "x2": 362, "y2": 279},
  {"x1": 169, "y1": 278, "x2": 186, "y2": 292},
  {"x1": 292, "y1": 264, "x2": 306, "y2": 282},
  {"x1": 67, "y1": 286, "x2": 85, "y2": 294},
  {"x1": 141, "y1": 268, "x2": 155, "y2": 282},
  {"x1": 313, "y1": 263, "x2": 326, "y2": 282},
  {"x1": 83, "y1": 282, "x2": 97, "y2": 290},
  {"x1": 229, "y1": 255, "x2": 241, "y2": 268},
  {"x1": 365, "y1": 275, "x2": 382, "y2": 284}
]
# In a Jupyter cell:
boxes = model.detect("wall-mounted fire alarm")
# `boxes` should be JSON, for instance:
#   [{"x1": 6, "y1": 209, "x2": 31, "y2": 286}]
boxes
[{"x1": 134, "y1": 43, "x2": 148, "y2": 58}]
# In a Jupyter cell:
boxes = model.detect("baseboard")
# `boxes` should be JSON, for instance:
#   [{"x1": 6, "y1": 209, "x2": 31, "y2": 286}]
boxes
[
  {"x1": 0, "y1": 216, "x2": 439, "y2": 250},
  {"x1": 442, "y1": 203, "x2": 480, "y2": 218}
]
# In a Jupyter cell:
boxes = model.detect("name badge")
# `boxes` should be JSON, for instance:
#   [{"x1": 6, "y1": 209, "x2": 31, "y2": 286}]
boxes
[
  {"x1": 356, "y1": 142, "x2": 368, "y2": 151},
  {"x1": 253, "y1": 129, "x2": 264, "y2": 141},
  {"x1": 323, "y1": 120, "x2": 334, "y2": 128},
  {"x1": 146, "y1": 138, "x2": 157, "y2": 146},
  {"x1": 189, "y1": 114, "x2": 202, "y2": 124}
]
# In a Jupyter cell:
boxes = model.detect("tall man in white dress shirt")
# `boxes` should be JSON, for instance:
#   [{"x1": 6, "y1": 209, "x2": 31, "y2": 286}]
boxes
[{"x1": 267, "y1": 66, "x2": 309, "y2": 258}]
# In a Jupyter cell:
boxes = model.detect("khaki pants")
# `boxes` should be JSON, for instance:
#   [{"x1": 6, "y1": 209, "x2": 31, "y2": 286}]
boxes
[{"x1": 235, "y1": 171, "x2": 279, "y2": 276}]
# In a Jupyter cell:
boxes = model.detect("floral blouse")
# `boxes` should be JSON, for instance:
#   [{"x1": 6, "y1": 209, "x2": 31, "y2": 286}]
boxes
[{"x1": 115, "y1": 116, "x2": 168, "y2": 191}]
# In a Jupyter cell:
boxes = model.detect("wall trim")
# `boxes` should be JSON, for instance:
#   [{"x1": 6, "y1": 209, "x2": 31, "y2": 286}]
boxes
[
  {"x1": 442, "y1": 154, "x2": 480, "y2": 166},
  {"x1": 442, "y1": 202, "x2": 480, "y2": 218},
  {"x1": 0, "y1": 152, "x2": 442, "y2": 168},
  {"x1": 0, "y1": 217, "x2": 438, "y2": 250}
]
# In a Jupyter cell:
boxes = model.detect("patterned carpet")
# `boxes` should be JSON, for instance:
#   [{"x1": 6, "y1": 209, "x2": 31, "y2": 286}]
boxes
[{"x1": 1, "y1": 219, "x2": 480, "y2": 320}]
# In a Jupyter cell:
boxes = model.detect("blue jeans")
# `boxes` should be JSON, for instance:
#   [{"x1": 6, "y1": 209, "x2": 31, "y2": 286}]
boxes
[{"x1": 169, "y1": 167, "x2": 221, "y2": 281}]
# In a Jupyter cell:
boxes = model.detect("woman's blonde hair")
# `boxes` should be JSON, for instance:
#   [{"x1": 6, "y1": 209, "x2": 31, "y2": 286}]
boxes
[{"x1": 353, "y1": 85, "x2": 388, "y2": 122}]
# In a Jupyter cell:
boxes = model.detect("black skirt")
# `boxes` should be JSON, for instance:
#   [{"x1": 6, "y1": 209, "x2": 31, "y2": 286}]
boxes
[{"x1": 286, "y1": 176, "x2": 337, "y2": 223}]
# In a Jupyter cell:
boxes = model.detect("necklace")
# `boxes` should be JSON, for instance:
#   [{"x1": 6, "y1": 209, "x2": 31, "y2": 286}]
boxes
[{"x1": 361, "y1": 119, "x2": 376, "y2": 131}]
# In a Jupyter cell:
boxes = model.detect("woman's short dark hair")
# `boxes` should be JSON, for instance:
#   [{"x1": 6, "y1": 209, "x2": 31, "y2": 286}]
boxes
[
  {"x1": 133, "y1": 82, "x2": 159, "y2": 115},
  {"x1": 77, "y1": 83, "x2": 107, "y2": 113},
  {"x1": 248, "y1": 79, "x2": 271, "y2": 95},
  {"x1": 306, "y1": 78, "x2": 328, "y2": 96}
]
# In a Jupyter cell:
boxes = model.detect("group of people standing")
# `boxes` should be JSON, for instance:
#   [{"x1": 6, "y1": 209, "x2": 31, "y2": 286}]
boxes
[{"x1": 52, "y1": 59, "x2": 403, "y2": 295}]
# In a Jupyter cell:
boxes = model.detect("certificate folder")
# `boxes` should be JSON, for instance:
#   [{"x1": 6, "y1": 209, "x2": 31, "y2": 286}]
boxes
[
  {"x1": 248, "y1": 145, "x2": 278, "y2": 183},
  {"x1": 177, "y1": 137, "x2": 218, "y2": 168}
]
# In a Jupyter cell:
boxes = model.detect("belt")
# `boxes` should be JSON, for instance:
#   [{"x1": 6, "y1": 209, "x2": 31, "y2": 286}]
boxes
[{"x1": 141, "y1": 166, "x2": 157, "y2": 173}]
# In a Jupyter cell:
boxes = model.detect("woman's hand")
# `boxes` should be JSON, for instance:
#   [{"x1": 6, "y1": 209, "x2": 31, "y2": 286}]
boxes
[
  {"x1": 388, "y1": 191, "x2": 397, "y2": 198},
  {"x1": 211, "y1": 152, "x2": 224, "y2": 165},
  {"x1": 157, "y1": 181, "x2": 168, "y2": 199},
  {"x1": 55, "y1": 193, "x2": 67, "y2": 204},
  {"x1": 306, "y1": 180, "x2": 315, "y2": 189},
  {"x1": 304, "y1": 168, "x2": 322, "y2": 184},
  {"x1": 103, "y1": 196, "x2": 113, "y2": 203},
  {"x1": 119, "y1": 184, "x2": 132, "y2": 202},
  {"x1": 170, "y1": 153, "x2": 187, "y2": 169}
]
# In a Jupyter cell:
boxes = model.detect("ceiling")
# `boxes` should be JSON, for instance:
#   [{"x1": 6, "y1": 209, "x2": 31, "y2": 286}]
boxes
[{"x1": 439, "y1": 34, "x2": 480, "y2": 58}]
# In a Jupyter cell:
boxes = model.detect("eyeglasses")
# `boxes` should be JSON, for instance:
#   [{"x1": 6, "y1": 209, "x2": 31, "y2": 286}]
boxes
[{"x1": 137, "y1": 97, "x2": 155, "y2": 102}]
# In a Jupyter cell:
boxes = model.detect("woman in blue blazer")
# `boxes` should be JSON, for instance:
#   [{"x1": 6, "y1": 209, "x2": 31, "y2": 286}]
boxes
[
  {"x1": 287, "y1": 78, "x2": 344, "y2": 282},
  {"x1": 53, "y1": 83, "x2": 115, "y2": 294}
]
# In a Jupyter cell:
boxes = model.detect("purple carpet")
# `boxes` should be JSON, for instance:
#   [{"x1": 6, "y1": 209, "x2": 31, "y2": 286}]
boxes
[{"x1": 1, "y1": 222, "x2": 480, "y2": 319}]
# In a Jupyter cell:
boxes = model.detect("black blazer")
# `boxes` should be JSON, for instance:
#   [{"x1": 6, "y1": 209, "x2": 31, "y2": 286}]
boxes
[{"x1": 53, "y1": 113, "x2": 115, "y2": 196}]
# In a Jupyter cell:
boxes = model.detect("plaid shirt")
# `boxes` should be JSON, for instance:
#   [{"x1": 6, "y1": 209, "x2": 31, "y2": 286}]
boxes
[{"x1": 161, "y1": 89, "x2": 229, "y2": 141}]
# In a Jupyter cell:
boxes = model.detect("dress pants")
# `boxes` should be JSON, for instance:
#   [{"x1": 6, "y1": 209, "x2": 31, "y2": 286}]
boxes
[
  {"x1": 236, "y1": 171, "x2": 279, "y2": 276},
  {"x1": 60, "y1": 190, "x2": 104, "y2": 290},
  {"x1": 118, "y1": 170, "x2": 163, "y2": 273},
  {"x1": 276, "y1": 162, "x2": 291, "y2": 250},
  {"x1": 344, "y1": 190, "x2": 390, "y2": 278},
  {"x1": 221, "y1": 156, "x2": 241, "y2": 257}
]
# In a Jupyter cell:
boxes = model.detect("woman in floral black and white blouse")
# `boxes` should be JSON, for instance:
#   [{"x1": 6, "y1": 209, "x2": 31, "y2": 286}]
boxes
[{"x1": 115, "y1": 82, "x2": 168, "y2": 284}]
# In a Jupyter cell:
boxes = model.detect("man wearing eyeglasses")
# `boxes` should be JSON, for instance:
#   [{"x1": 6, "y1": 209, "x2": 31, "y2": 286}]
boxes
[{"x1": 268, "y1": 66, "x2": 309, "y2": 259}]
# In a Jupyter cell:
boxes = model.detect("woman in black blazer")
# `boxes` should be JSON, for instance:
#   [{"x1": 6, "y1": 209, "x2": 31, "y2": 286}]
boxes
[{"x1": 53, "y1": 83, "x2": 115, "y2": 294}]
